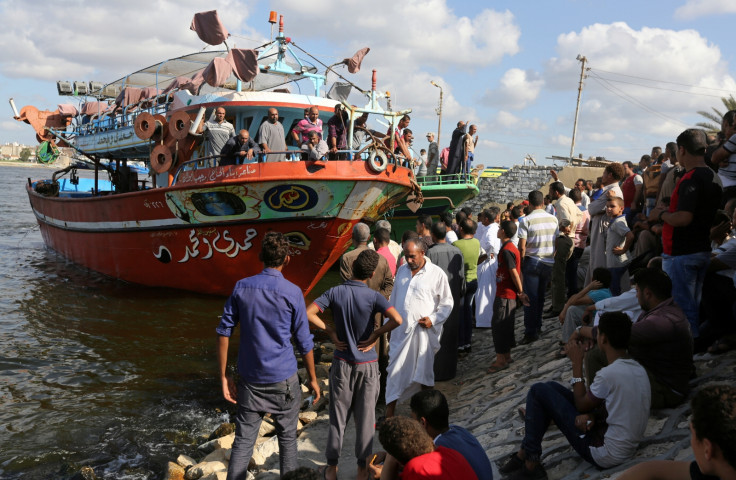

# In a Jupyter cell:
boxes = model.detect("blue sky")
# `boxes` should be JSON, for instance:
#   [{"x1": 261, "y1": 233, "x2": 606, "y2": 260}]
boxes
[{"x1": 1, "y1": 0, "x2": 735, "y2": 167}]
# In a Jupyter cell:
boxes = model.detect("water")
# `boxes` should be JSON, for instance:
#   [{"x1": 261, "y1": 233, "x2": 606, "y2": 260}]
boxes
[{"x1": 0, "y1": 165, "x2": 337, "y2": 479}]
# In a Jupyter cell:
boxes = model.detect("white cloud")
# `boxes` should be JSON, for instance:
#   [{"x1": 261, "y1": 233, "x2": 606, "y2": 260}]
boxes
[
  {"x1": 550, "y1": 134, "x2": 571, "y2": 147},
  {"x1": 0, "y1": 0, "x2": 255, "y2": 82},
  {"x1": 482, "y1": 68, "x2": 545, "y2": 109},
  {"x1": 489, "y1": 111, "x2": 547, "y2": 132},
  {"x1": 674, "y1": 0, "x2": 736, "y2": 19},
  {"x1": 587, "y1": 132, "x2": 615, "y2": 142},
  {"x1": 544, "y1": 22, "x2": 736, "y2": 145}
]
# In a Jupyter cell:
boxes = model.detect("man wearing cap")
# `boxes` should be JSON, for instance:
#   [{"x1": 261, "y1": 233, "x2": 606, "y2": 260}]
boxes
[
  {"x1": 648, "y1": 128, "x2": 722, "y2": 338},
  {"x1": 426, "y1": 132, "x2": 439, "y2": 180}
]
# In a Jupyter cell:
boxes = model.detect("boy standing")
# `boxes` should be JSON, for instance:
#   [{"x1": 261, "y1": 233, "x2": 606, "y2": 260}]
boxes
[{"x1": 605, "y1": 197, "x2": 634, "y2": 295}]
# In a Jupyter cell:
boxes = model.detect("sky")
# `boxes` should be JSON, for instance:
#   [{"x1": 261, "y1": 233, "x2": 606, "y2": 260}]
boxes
[{"x1": 1, "y1": 0, "x2": 735, "y2": 168}]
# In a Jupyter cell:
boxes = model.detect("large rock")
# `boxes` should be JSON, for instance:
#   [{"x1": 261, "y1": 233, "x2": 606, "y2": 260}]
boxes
[
  {"x1": 250, "y1": 435, "x2": 280, "y2": 467},
  {"x1": 71, "y1": 466, "x2": 97, "y2": 480},
  {"x1": 198, "y1": 433, "x2": 234, "y2": 454},
  {"x1": 208, "y1": 423, "x2": 235, "y2": 441},
  {"x1": 299, "y1": 411, "x2": 318, "y2": 425},
  {"x1": 164, "y1": 461, "x2": 186, "y2": 480},
  {"x1": 258, "y1": 416, "x2": 276, "y2": 437},
  {"x1": 177, "y1": 455, "x2": 197, "y2": 469},
  {"x1": 183, "y1": 459, "x2": 227, "y2": 480}
]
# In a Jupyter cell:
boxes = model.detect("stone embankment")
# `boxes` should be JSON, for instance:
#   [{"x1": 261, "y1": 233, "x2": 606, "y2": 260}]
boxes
[
  {"x1": 464, "y1": 164, "x2": 608, "y2": 212},
  {"x1": 164, "y1": 310, "x2": 735, "y2": 479}
]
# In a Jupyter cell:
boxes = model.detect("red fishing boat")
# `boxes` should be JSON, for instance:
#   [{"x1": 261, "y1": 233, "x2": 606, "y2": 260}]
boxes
[{"x1": 13, "y1": 11, "x2": 419, "y2": 296}]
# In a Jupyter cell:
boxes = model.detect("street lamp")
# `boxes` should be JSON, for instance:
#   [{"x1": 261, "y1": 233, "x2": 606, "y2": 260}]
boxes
[{"x1": 430, "y1": 81, "x2": 443, "y2": 150}]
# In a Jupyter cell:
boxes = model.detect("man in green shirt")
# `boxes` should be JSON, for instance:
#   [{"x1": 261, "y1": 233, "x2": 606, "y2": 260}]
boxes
[{"x1": 453, "y1": 218, "x2": 481, "y2": 353}]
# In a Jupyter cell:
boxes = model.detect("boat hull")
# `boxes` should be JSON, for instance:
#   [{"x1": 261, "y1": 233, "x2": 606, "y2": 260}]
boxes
[{"x1": 28, "y1": 161, "x2": 413, "y2": 296}]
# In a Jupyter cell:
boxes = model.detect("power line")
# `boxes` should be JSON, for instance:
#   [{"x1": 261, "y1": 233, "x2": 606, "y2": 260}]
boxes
[
  {"x1": 587, "y1": 72, "x2": 692, "y2": 128},
  {"x1": 590, "y1": 67, "x2": 736, "y2": 94},
  {"x1": 589, "y1": 72, "x2": 728, "y2": 99}
]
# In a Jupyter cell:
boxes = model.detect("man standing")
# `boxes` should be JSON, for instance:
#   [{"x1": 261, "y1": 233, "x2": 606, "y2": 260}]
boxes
[
  {"x1": 454, "y1": 219, "x2": 481, "y2": 355},
  {"x1": 216, "y1": 232, "x2": 320, "y2": 478},
  {"x1": 585, "y1": 163, "x2": 625, "y2": 286},
  {"x1": 475, "y1": 207, "x2": 501, "y2": 329},
  {"x1": 385, "y1": 114, "x2": 411, "y2": 160},
  {"x1": 427, "y1": 221, "x2": 465, "y2": 381},
  {"x1": 416, "y1": 213, "x2": 434, "y2": 248},
  {"x1": 327, "y1": 104, "x2": 348, "y2": 160},
  {"x1": 548, "y1": 181, "x2": 581, "y2": 317},
  {"x1": 307, "y1": 250, "x2": 403, "y2": 480},
  {"x1": 649, "y1": 128, "x2": 722, "y2": 338},
  {"x1": 257, "y1": 108, "x2": 287, "y2": 162},
  {"x1": 339, "y1": 223, "x2": 393, "y2": 301},
  {"x1": 202, "y1": 106, "x2": 235, "y2": 162},
  {"x1": 620, "y1": 161, "x2": 643, "y2": 225},
  {"x1": 464, "y1": 124, "x2": 478, "y2": 175},
  {"x1": 385, "y1": 238, "x2": 453, "y2": 417},
  {"x1": 292, "y1": 106, "x2": 323, "y2": 146},
  {"x1": 518, "y1": 190, "x2": 559, "y2": 344},
  {"x1": 219, "y1": 129, "x2": 259, "y2": 166},
  {"x1": 445, "y1": 121, "x2": 467, "y2": 175},
  {"x1": 425, "y1": 132, "x2": 439, "y2": 180}
]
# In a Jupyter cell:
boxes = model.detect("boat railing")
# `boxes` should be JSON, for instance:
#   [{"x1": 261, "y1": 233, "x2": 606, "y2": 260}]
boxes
[
  {"x1": 415, "y1": 173, "x2": 477, "y2": 186},
  {"x1": 74, "y1": 95, "x2": 171, "y2": 137},
  {"x1": 170, "y1": 146, "x2": 402, "y2": 185}
]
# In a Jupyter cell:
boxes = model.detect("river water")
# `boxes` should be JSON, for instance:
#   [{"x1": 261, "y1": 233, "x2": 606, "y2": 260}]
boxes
[{"x1": 0, "y1": 165, "x2": 336, "y2": 479}]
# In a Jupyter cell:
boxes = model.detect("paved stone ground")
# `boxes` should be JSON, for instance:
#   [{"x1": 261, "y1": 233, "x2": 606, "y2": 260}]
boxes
[{"x1": 250, "y1": 297, "x2": 736, "y2": 479}]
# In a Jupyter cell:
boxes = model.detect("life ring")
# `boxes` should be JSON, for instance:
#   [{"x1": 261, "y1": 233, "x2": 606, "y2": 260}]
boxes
[{"x1": 367, "y1": 148, "x2": 388, "y2": 173}]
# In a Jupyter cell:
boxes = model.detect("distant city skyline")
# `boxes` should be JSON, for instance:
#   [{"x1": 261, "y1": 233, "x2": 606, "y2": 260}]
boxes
[{"x1": 0, "y1": 0, "x2": 734, "y2": 167}]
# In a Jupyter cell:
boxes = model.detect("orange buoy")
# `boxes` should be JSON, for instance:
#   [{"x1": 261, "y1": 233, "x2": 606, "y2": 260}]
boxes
[
  {"x1": 168, "y1": 110, "x2": 191, "y2": 140},
  {"x1": 150, "y1": 144, "x2": 173, "y2": 173}
]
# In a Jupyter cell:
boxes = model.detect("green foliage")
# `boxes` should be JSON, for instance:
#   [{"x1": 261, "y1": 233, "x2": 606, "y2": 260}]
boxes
[
  {"x1": 696, "y1": 95, "x2": 736, "y2": 134},
  {"x1": 19, "y1": 148, "x2": 33, "y2": 162}
]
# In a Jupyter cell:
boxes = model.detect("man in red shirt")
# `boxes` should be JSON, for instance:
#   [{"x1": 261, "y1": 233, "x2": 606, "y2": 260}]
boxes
[
  {"x1": 649, "y1": 128, "x2": 722, "y2": 338},
  {"x1": 369, "y1": 416, "x2": 477, "y2": 480}
]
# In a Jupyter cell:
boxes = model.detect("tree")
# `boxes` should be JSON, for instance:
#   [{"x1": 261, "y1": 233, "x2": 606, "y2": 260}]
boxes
[
  {"x1": 19, "y1": 148, "x2": 32, "y2": 162},
  {"x1": 695, "y1": 95, "x2": 736, "y2": 134}
]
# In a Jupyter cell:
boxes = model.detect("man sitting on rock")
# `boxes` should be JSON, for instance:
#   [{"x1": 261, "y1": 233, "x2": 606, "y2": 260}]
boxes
[
  {"x1": 500, "y1": 312, "x2": 650, "y2": 479},
  {"x1": 409, "y1": 390, "x2": 492, "y2": 480},
  {"x1": 369, "y1": 416, "x2": 477, "y2": 480},
  {"x1": 558, "y1": 267, "x2": 612, "y2": 350},
  {"x1": 307, "y1": 250, "x2": 403, "y2": 480},
  {"x1": 576, "y1": 267, "x2": 694, "y2": 409}
]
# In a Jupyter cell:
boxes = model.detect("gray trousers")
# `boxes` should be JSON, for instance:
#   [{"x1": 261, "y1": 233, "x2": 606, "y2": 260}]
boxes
[
  {"x1": 227, "y1": 373, "x2": 300, "y2": 479},
  {"x1": 552, "y1": 235, "x2": 574, "y2": 311},
  {"x1": 561, "y1": 305, "x2": 587, "y2": 342},
  {"x1": 326, "y1": 359, "x2": 380, "y2": 467}
]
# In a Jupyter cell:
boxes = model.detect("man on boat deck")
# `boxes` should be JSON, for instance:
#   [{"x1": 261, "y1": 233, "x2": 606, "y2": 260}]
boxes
[
  {"x1": 257, "y1": 108, "x2": 287, "y2": 162},
  {"x1": 216, "y1": 232, "x2": 321, "y2": 478},
  {"x1": 292, "y1": 106, "x2": 323, "y2": 146},
  {"x1": 219, "y1": 129, "x2": 259, "y2": 166},
  {"x1": 202, "y1": 107, "x2": 235, "y2": 163}
]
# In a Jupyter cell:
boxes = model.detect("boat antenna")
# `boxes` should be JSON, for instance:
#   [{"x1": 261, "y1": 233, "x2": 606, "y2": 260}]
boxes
[{"x1": 268, "y1": 10, "x2": 277, "y2": 41}]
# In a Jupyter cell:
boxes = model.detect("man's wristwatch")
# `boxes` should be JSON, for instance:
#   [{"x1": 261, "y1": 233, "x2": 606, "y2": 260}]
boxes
[
  {"x1": 575, "y1": 325, "x2": 582, "y2": 335},
  {"x1": 570, "y1": 377, "x2": 584, "y2": 386}
]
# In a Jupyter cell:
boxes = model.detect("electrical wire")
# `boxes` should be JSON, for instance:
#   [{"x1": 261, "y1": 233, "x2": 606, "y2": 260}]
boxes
[
  {"x1": 590, "y1": 68, "x2": 736, "y2": 94},
  {"x1": 588, "y1": 71, "x2": 729, "y2": 99}
]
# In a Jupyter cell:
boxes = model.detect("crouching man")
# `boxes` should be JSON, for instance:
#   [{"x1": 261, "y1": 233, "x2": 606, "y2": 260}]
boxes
[{"x1": 499, "y1": 312, "x2": 650, "y2": 479}]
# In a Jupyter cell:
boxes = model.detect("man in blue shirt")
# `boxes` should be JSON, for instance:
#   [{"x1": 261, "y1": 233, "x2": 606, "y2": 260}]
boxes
[
  {"x1": 409, "y1": 389, "x2": 493, "y2": 480},
  {"x1": 307, "y1": 249, "x2": 403, "y2": 480},
  {"x1": 216, "y1": 232, "x2": 320, "y2": 479}
]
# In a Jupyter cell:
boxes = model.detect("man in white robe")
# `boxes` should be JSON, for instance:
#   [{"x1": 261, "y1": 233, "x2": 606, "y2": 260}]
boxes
[
  {"x1": 385, "y1": 238, "x2": 453, "y2": 418},
  {"x1": 475, "y1": 208, "x2": 501, "y2": 328},
  {"x1": 584, "y1": 164, "x2": 625, "y2": 286}
]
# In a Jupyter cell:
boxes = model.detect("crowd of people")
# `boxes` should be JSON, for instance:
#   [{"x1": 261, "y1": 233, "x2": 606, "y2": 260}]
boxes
[
  {"x1": 201, "y1": 105, "x2": 480, "y2": 177},
  {"x1": 215, "y1": 123, "x2": 736, "y2": 479}
]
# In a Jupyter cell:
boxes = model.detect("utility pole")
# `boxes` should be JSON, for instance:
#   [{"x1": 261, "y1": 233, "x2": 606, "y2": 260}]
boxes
[
  {"x1": 431, "y1": 81, "x2": 443, "y2": 150},
  {"x1": 569, "y1": 55, "x2": 587, "y2": 163}
]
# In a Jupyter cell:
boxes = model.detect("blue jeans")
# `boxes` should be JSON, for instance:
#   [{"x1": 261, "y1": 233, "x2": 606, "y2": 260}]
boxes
[
  {"x1": 227, "y1": 373, "x2": 301, "y2": 479},
  {"x1": 522, "y1": 256, "x2": 553, "y2": 337},
  {"x1": 662, "y1": 251, "x2": 710, "y2": 338},
  {"x1": 458, "y1": 279, "x2": 478, "y2": 347},
  {"x1": 521, "y1": 381, "x2": 600, "y2": 467},
  {"x1": 608, "y1": 265, "x2": 628, "y2": 296}
]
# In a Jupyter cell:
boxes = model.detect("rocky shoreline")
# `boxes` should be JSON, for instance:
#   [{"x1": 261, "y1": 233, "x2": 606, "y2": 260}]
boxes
[{"x1": 162, "y1": 304, "x2": 734, "y2": 480}]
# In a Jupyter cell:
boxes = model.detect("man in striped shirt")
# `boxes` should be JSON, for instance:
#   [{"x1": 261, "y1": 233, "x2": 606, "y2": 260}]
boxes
[{"x1": 518, "y1": 190, "x2": 559, "y2": 344}]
